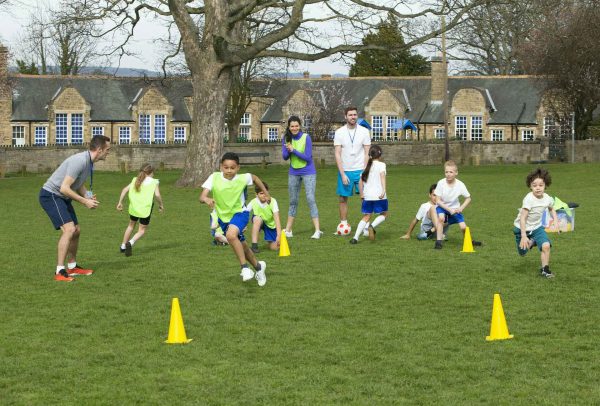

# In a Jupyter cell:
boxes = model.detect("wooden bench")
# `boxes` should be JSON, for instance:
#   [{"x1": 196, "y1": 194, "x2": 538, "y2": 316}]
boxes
[{"x1": 235, "y1": 152, "x2": 271, "y2": 168}]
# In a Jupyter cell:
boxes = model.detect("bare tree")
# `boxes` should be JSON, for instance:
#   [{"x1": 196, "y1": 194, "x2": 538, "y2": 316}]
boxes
[
  {"x1": 520, "y1": 1, "x2": 600, "y2": 138},
  {"x1": 66, "y1": 0, "x2": 488, "y2": 187}
]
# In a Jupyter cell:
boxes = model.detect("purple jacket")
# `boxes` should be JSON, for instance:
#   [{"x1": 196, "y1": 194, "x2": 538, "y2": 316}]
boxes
[{"x1": 282, "y1": 132, "x2": 317, "y2": 176}]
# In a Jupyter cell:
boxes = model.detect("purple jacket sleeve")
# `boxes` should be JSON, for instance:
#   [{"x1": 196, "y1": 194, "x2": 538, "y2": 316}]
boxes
[
  {"x1": 291, "y1": 135, "x2": 312, "y2": 162},
  {"x1": 282, "y1": 138, "x2": 291, "y2": 160}
]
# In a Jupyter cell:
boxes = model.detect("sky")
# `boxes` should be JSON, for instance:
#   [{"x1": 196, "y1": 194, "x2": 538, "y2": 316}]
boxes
[{"x1": 0, "y1": 0, "x2": 438, "y2": 76}]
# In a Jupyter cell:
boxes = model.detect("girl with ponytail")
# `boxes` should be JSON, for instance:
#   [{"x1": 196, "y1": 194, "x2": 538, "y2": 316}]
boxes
[
  {"x1": 350, "y1": 145, "x2": 388, "y2": 244},
  {"x1": 116, "y1": 163, "x2": 164, "y2": 256}
]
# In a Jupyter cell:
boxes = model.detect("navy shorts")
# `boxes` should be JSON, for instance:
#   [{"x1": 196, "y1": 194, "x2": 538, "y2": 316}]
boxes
[
  {"x1": 253, "y1": 216, "x2": 278, "y2": 242},
  {"x1": 436, "y1": 206, "x2": 465, "y2": 225},
  {"x1": 130, "y1": 214, "x2": 151, "y2": 225},
  {"x1": 39, "y1": 188, "x2": 78, "y2": 230},
  {"x1": 218, "y1": 211, "x2": 250, "y2": 242},
  {"x1": 361, "y1": 199, "x2": 388, "y2": 214}
]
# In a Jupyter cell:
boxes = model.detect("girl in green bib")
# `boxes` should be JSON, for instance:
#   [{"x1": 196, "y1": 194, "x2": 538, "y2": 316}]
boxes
[{"x1": 117, "y1": 163, "x2": 164, "y2": 256}]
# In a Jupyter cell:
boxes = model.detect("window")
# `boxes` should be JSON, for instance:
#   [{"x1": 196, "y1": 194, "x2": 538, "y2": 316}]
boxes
[
  {"x1": 435, "y1": 128, "x2": 445, "y2": 139},
  {"x1": 455, "y1": 116, "x2": 467, "y2": 140},
  {"x1": 386, "y1": 116, "x2": 398, "y2": 140},
  {"x1": 543, "y1": 116, "x2": 555, "y2": 137},
  {"x1": 303, "y1": 115, "x2": 313, "y2": 135},
  {"x1": 56, "y1": 113, "x2": 68, "y2": 145},
  {"x1": 470, "y1": 116, "x2": 483, "y2": 141},
  {"x1": 240, "y1": 113, "x2": 251, "y2": 125},
  {"x1": 372, "y1": 115, "x2": 383, "y2": 141},
  {"x1": 92, "y1": 126, "x2": 104, "y2": 136},
  {"x1": 139, "y1": 114, "x2": 151, "y2": 143},
  {"x1": 521, "y1": 129, "x2": 535, "y2": 141},
  {"x1": 174, "y1": 126, "x2": 186, "y2": 143},
  {"x1": 119, "y1": 127, "x2": 131, "y2": 144},
  {"x1": 12, "y1": 126, "x2": 25, "y2": 147},
  {"x1": 491, "y1": 129, "x2": 504, "y2": 141},
  {"x1": 239, "y1": 126, "x2": 250, "y2": 140},
  {"x1": 328, "y1": 130, "x2": 336, "y2": 140},
  {"x1": 267, "y1": 127, "x2": 278, "y2": 142},
  {"x1": 34, "y1": 126, "x2": 47, "y2": 146},
  {"x1": 154, "y1": 114, "x2": 166, "y2": 143},
  {"x1": 71, "y1": 113, "x2": 83, "y2": 145}
]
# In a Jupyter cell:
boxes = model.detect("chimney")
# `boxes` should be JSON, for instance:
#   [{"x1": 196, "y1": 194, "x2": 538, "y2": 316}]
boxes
[
  {"x1": 430, "y1": 56, "x2": 447, "y2": 103},
  {"x1": 303, "y1": 71, "x2": 310, "y2": 79},
  {"x1": 0, "y1": 45, "x2": 7, "y2": 80},
  {"x1": 320, "y1": 74, "x2": 332, "y2": 79}
]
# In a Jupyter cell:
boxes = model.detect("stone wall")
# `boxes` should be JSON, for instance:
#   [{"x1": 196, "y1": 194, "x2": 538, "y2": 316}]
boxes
[{"x1": 5, "y1": 139, "x2": 597, "y2": 176}]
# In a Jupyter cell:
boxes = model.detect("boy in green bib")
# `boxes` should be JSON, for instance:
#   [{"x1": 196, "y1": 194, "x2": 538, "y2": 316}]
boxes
[
  {"x1": 248, "y1": 182, "x2": 282, "y2": 253},
  {"x1": 117, "y1": 163, "x2": 164, "y2": 256},
  {"x1": 199, "y1": 152, "x2": 270, "y2": 286}
]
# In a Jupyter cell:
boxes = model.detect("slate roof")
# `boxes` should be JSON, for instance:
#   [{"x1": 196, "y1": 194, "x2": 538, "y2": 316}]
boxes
[{"x1": 9, "y1": 74, "x2": 547, "y2": 126}]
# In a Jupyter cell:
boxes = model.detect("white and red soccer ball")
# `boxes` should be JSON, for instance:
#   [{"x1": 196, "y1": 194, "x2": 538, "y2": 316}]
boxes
[{"x1": 336, "y1": 222, "x2": 352, "y2": 235}]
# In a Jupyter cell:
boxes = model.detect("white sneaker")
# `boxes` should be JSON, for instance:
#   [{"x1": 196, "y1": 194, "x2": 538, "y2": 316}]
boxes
[
  {"x1": 284, "y1": 230, "x2": 293, "y2": 238},
  {"x1": 255, "y1": 261, "x2": 267, "y2": 286},
  {"x1": 310, "y1": 230, "x2": 323, "y2": 239},
  {"x1": 241, "y1": 267, "x2": 254, "y2": 282}
]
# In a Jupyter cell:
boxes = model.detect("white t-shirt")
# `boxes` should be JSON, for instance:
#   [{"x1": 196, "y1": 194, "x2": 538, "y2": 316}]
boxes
[
  {"x1": 434, "y1": 179, "x2": 470, "y2": 209},
  {"x1": 362, "y1": 161, "x2": 386, "y2": 200},
  {"x1": 416, "y1": 202, "x2": 434, "y2": 232},
  {"x1": 334, "y1": 124, "x2": 371, "y2": 171},
  {"x1": 201, "y1": 172, "x2": 253, "y2": 211},
  {"x1": 513, "y1": 192, "x2": 553, "y2": 231},
  {"x1": 247, "y1": 197, "x2": 279, "y2": 213}
]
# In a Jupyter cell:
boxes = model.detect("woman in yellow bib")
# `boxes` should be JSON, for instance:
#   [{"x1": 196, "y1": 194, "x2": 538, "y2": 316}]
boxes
[{"x1": 117, "y1": 163, "x2": 164, "y2": 256}]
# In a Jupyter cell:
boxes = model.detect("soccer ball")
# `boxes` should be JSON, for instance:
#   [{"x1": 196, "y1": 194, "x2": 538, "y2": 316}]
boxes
[{"x1": 336, "y1": 222, "x2": 352, "y2": 235}]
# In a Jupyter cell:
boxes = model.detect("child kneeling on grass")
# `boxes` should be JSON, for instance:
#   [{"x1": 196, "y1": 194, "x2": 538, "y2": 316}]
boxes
[
  {"x1": 116, "y1": 163, "x2": 164, "y2": 256},
  {"x1": 400, "y1": 183, "x2": 441, "y2": 240},
  {"x1": 199, "y1": 152, "x2": 269, "y2": 286},
  {"x1": 247, "y1": 182, "x2": 282, "y2": 253},
  {"x1": 513, "y1": 168, "x2": 559, "y2": 278}
]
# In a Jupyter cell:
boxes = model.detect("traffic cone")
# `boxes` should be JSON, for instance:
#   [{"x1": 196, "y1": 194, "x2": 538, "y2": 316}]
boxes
[
  {"x1": 165, "y1": 298, "x2": 192, "y2": 344},
  {"x1": 486, "y1": 294, "x2": 514, "y2": 341},
  {"x1": 279, "y1": 231, "x2": 290, "y2": 257},
  {"x1": 461, "y1": 226, "x2": 475, "y2": 253}
]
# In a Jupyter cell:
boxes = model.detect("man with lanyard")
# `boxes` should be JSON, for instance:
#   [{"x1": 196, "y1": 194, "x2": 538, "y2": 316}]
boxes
[
  {"x1": 333, "y1": 106, "x2": 371, "y2": 234},
  {"x1": 39, "y1": 135, "x2": 111, "y2": 281}
]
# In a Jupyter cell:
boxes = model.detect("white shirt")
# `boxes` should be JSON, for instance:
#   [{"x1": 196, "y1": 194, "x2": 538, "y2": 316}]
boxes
[
  {"x1": 201, "y1": 172, "x2": 253, "y2": 211},
  {"x1": 416, "y1": 202, "x2": 434, "y2": 232},
  {"x1": 362, "y1": 161, "x2": 386, "y2": 200},
  {"x1": 513, "y1": 192, "x2": 553, "y2": 231},
  {"x1": 247, "y1": 197, "x2": 279, "y2": 213},
  {"x1": 334, "y1": 124, "x2": 371, "y2": 171},
  {"x1": 434, "y1": 178, "x2": 470, "y2": 209}
]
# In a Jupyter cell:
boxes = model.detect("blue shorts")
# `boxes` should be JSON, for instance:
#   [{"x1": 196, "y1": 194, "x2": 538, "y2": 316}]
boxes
[
  {"x1": 436, "y1": 206, "x2": 465, "y2": 225},
  {"x1": 39, "y1": 188, "x2": 78, "y2": 230},
  {"x1": 513, "y1": 226, "x2": 551, "y2": 256},
  {"x1": 217, "y1": 211, "x2": 250, "y2": 242},
  {"x1": 253, "y1": 216, "x2": 278, "y2": 242},
  {"x1": 337, "y1": 170, "x2": 362, "y2": 197},
  {"x1": 361, "y1": 199, "x2": 388, "y2": 214}
]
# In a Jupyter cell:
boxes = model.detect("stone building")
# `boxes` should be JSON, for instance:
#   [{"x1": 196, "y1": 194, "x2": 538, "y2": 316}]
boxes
[{"x1": 0, "y1": 44, "x2": 571, "y2": 147}]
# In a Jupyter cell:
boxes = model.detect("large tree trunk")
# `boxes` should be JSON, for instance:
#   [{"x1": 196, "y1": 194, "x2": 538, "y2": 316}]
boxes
[{"x1": 176, "y1": 66, "x2": 233, "y2": 187}]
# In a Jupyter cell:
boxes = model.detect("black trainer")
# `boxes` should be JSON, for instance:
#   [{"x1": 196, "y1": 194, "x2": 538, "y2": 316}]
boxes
[
  {"x1": 125, "y1": 241, "x2": 132, "y2": 257},
  {"x1": 540, "y1": 266, "x2": 554, "y2": 278},
  {"x1": 472, "y1": 240, "x2": 483, "y2": 246},
  {"x1": 434, "y1": 240, "x2": 443, "y2": 249},
  {"x1": 120, "y1": 247, "x2": 125, "y2": 253},
  {"x1": 349, "y1": 238, "x2": 358, "y2": 244}
]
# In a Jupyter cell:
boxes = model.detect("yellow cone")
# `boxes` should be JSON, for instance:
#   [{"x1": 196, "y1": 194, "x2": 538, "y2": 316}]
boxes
[
  {"x1": 461, "y1": 226, "x2": 475, "y2": 253},
  {"x1": 165, "y1": 298, "x2": 192, "y2": 344},
  {"x1": 486, "y1": 294, "x2": 514, "y2": 341},
  {"x1": 279, "y1": 231, "x2": 290, "y2": 257}
]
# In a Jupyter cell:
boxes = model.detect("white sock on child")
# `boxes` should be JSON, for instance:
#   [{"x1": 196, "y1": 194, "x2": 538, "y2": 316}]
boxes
[
  {"x1": 129, "y1": 239, "x2": 135, "y2": 246},
  {"x1": 371, "y1": 215, "x2": 386, "y2": 228},
  {"x1": 353, "y1": 220, "x2": 368, "y2": 240}
]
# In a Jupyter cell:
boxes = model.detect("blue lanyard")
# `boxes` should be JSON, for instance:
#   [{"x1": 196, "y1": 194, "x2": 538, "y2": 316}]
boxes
[
  {"x1": 348, "y1": 126, "x2": 357, "y2": 146},
  {"x1": 88, "y1": 151, "x2": 94, "y2": 191}
]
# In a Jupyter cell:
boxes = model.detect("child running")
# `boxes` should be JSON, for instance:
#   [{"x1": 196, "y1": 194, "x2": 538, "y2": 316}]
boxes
[
  {"x1": 350, "y1": 145, "x2": 388, "y2": 244},
  {"x1": 247, "y1": 182, "x2": 282, "y2": 253},
  {"x1": 116, "y1": 163, "x2": 164, "y2": 256},
  {"x1": 199, "y1": 152, "x2": 269, "y2": 286},
  {"x1": 433, "y1": 160, "x2": 481, "y2": 249},
  {"x1": 400, "y1": 184, "x2": 440, "y2": 240},
  {"x1": 513, "y1": 168, "x2": 559, "y2": 278}
]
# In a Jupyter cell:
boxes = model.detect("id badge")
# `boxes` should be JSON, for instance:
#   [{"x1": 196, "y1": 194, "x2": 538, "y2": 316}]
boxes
[{"x1": 85, "y1": 190, "x2": 94, "y2": 199}]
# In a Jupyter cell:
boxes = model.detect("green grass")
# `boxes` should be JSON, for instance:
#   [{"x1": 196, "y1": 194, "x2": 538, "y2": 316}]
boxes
[{"x1": 1, "y1": 163, "x2": 599, "y2": 405}]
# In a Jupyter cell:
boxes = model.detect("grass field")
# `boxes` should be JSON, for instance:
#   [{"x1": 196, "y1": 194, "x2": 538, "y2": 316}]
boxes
[{"x1": 1, "y1": 163, "x2": 599, "y2": 405}]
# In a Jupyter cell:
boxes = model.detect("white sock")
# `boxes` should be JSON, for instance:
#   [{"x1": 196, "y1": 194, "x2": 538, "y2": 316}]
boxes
[
  {"x1": 341, "y1": 220, "x2": 348, "y2": 224},
  {"x1": 371, "y1": 215, "x2": 386, "y2": 228},
  {"x1": 67, "y1": 262, "x2": 77, "y2": 270},
  {"x1": 56, "y1": 266, "x2": 65, "y2": 274},
  {"x1": 129, "y1": 239, "x2": 135, "y2": 246},
  {"x1": 353, "y1": 220, "x2": 368, "y2": 240},
  {"x1": 121, "y1": 243, "x2": 126, "y2": 249}
]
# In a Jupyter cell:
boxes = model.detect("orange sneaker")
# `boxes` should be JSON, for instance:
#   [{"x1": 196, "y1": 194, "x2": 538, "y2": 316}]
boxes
[
  {"x1": 54, "y1": 269, "x2": 74, "y2": 282},
  {"x1": 67, "y1": 265, "x2": 94, "y2": 276}
]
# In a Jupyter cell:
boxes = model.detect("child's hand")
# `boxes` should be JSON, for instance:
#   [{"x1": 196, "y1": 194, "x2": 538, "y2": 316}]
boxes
[
  {"x1": 204, "y1": 198, "x2": 215, "y2": 209},
  {"x1": 116, "y1": 202, "x2": 123, "y2": 211},
  {"x1": 400, "y1": 234, "x2": 410, "y2": 240},
  {"x1": 379, "y1": 192, "x2": 385, "y2": 199}
]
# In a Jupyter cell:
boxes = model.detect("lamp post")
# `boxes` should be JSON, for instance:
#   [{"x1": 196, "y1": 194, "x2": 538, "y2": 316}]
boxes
[{"x1": 442, "y1": 16, "x2": 450, "y2": 161}]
